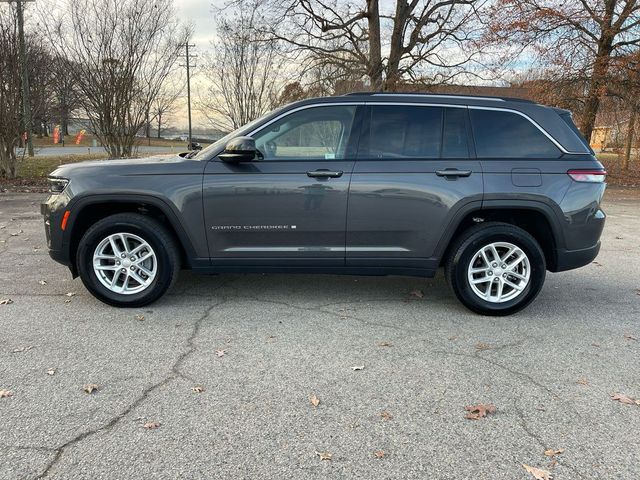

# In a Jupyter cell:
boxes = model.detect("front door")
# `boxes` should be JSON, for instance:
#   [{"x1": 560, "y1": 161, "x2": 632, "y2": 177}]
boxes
[
  {"x1": 346, "y1": 104, "x2": 483, "y2": 271},
  {"x1": 203, "y1": 104, "x2": 362, "y2": 267}
]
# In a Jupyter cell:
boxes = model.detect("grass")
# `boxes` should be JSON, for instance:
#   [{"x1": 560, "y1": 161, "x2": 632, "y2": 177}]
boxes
[
  {"x1": 32, "y1": 134, "x2": 188, "y2": 149},
  {"x1": 17, "y1": 153, "x2": 109, "y2": 178}
]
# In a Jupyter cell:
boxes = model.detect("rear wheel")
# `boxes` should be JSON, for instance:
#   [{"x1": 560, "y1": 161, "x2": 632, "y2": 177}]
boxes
[
  {"x1": 445, "y1": 222, "x2": 546, "y2": 315},
  {"x1": 76, "y1": 213, "x2": 180, "y2": 307}
]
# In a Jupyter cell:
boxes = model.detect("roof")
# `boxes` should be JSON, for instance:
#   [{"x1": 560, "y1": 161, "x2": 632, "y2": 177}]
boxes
[{"x1": 342, "y1": 92, "x2": 536, "y2": 104}]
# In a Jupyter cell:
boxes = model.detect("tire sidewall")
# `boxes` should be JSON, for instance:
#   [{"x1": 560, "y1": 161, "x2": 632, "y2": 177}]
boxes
[
  {"x1": 451, "y1": 228, "x2": 545, "y2": 315},
  {"x1": 77, "y1": 218, "x2": 174, "y2": 307}
]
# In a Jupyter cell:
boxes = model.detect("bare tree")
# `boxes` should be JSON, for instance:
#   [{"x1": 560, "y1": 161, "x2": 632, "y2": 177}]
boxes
[
  {"x1": 151, "y1": 77, "x2": 184, "y2": 138},
  {"x1": 264, "y1": 0, "x2": 483, "y2": 91},
  {"x1": 483, "y1": 0, "x2": 640, "y2": 143},
  {"x1": 47, "y1": 0, "x2": 186, "y2": 157},
  {"x1": 0, "y1": 8, "x2": 24, "y2": 178},
  {"x1": 198, "y1": 0, "x2": 285, "y2": 131}
]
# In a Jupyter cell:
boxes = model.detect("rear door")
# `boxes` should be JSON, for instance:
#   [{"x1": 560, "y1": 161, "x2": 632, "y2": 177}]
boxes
[
  {"x1": 203, "y1": 104, "x2": 362, "y2": 267},
  {"x1": 345, "y1": 103, "x2": 483, "y2": 271}
]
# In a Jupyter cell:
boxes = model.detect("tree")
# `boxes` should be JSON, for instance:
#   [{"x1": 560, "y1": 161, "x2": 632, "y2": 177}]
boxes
[
  {"x1": 0, "y1": 8, "x2": 24, "y2": 178},
  {"x1": 48, "y1": 0, "x2": 186, "y2": 157},
  {"x1": 198, "y1": 0, "x2": 283, "y2": 131},
  {"x1": 265, "y1": 0, "x2": 482, "y2": 91},
  {"x1": 483, "y1": 0, "x2": 640, "y2": 143},
  {"x1": 151, "y1": 78, "x2": 184, "y2": 138}
]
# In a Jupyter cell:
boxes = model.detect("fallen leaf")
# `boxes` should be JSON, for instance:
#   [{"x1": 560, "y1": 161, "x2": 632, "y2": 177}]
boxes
[
  {"x1": 310, "y1": 394, "x2": 320, "y2": 407},
  {"x1": 591, "y1": 342, "x2": 600, "y2": 347},
  {"x1": 475, "y1": 342, "x2": 492, "y2": 351},
  {"x1": 38, "y1": 280, "x2": 47, "y2": 285},
  {"x1": 11, "y1": 345, "x2": 34, "y2": 353},
  {"x1": 624, "y1": 334, "x2": 638, "y2": 342},
  {"x1": 192, "y1": 386, "x2": 205, "y2": 393},
  {"x1": 46, "y1": 369, "x2": 56, "y2": 376},
  {"x1": 374, "y1": 450, "x2": 385, "y2": 458},
  {"x1": 611, "y1": 393, "x2": 638, "y2": 405},
  {"x1": 0, "y1": 298, "x2": 13, "y2": 305},
  {"x1": 535, "y1": 405, "x2": 546, "y2": 412},
  {"x1": 576, "y1": 378, "x2": 589, "y2": 386},
  {"x1": 380, "y1": 411, "x2": 393, "y2": 421},
  {"x1": 523, "y1": 464, "x2": 553, "y2": 480},
  {"x1": 544, "y1": 448, "x2": 565, "y2": 457},
  {"x1": 64, "y1": 299, "x2": 71, "y2": 304},
  {"x1": 143, "y1": 421, "x2": 161, "y2": 429},
  {"x1": 464, "y1": 403, "x2": 497, "y2": 420},
  {"x1": 134, "y1": 314, "x2": 145, "y2": 321},
  {"x1": 448, "y1": 335, "x2": 458, "y2": 341},
  {"x1": 315, "y1": 451, "x2": 332, "y2": 461},
  {"x1": 615, "y1": 236, "x2": 623, "y2": 239},
  {"x1": 65, "y1": 292, "x2": 76, "y2": 297},
  {"x1": 592, "y1": 261, "x2": 602, "y2": 267},
  {"x1": 0, "y1": 390, "x2": 14, "y2": 398},
  {"x1": 216, "y1": 349, "x2": 226, "y2": 357},
  {"x1": 83, "y1": 384, "x2": 99, "y2": 394},
  {"x1": 378, "y1": 341, "x2": 393, "y2": 347},
  {"x1": 10, "y1": 230, "x2": 23, "y2": 236},
  {"x1": 351, "y1": 365, "x2": 365, "y2": 371},
  {"x1": 409, "y1": 289, "x2": 424, "y2": 298}
]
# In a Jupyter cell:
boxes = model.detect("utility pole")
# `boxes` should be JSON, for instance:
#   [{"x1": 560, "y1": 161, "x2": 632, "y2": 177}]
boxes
[
  {"x1": 179, "y1": 43, "x2": 196, "y2": 148},
  {"x1": 16, "y1": 0, "x2": 34, "y2": 157}
]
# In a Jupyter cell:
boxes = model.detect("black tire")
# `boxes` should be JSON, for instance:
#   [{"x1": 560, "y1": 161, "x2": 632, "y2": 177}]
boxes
[
  {"x1": 445, "y1": 222, "x2": 546, "y2": 316},
  {"x1": 76, "y1": 213, "x2": 180, "y2": 307}
]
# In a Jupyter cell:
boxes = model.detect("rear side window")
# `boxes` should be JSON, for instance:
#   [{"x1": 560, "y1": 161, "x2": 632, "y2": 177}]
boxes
[
  {"x1": 359, "y1": 105, "x2": 469, "y2": 159},
  {"x1": 558, "y1": 111, "x2": 593, "y2": 153},
  {"x1": 470, "y1": 109, "x2": 561, "y2": 158}
]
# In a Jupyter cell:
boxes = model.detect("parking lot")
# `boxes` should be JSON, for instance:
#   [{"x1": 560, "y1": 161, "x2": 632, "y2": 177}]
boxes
[{"x1": 1, "y1": 189, "x2": 639, "y2": 479}]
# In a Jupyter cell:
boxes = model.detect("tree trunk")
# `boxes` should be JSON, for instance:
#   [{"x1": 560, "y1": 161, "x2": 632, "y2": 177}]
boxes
[
  {"x1": 579, "y1": 0, "x2": 616, "y2": 143},
  {"x1": 157, "y1": 112, "x2": 162, "y2": 138},
  {"x1": 366, "y1": 0, "x2": 383, "y2": 90},
  {"x1": 623, "y1": 107, "x2": 636, "y2": 170}
]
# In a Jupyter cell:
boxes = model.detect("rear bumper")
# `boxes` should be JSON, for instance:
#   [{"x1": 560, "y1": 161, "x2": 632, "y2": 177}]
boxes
[{"x1": 551, "y1": 242, "x2": 601, "y2": 272}]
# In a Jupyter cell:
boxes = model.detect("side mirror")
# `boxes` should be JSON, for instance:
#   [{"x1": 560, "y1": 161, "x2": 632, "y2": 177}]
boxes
[{"x1": 219, "y1": 136, "x2": 258, "y2": 163}]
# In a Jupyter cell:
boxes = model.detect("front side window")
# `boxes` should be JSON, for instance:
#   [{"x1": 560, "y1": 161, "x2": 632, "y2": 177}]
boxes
[
  {"x1": 252, "y1": 105, "x2": 357, "y2": 160},
  {"x1": 470, "y1": 109, "x2": 561, "y2": 158}
]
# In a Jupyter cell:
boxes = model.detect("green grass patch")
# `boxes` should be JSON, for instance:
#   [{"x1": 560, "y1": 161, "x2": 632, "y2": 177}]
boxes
[{"x1": 17, "y1": 153, "x2": 109, "y2": 178}]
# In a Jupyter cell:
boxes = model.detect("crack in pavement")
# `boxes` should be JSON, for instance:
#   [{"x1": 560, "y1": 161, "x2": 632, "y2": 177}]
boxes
[
  {"x1": 514, "y1": 402, "x2": 587, "y2": 480},
  {"x1": 32, "y1": 298, "x2": 225, "y2": 479}
]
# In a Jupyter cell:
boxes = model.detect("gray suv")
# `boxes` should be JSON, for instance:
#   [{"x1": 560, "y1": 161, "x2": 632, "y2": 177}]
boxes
[{"x1": 41, "y1": 93, "x2": 606, "y2": 315}]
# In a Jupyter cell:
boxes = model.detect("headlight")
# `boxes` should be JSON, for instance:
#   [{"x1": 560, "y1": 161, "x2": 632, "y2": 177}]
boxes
[{"x1": 48, "y1": 177, "x2": 69, "y2": 194}]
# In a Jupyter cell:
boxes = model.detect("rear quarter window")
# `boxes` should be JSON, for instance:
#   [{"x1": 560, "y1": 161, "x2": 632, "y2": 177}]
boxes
[{"x1": 470, "y1": 109, "x2": 561, "y2": 159}]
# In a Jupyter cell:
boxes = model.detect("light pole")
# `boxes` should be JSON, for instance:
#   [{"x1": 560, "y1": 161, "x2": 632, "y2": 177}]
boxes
[
  {"x1": 179, "y1": 42, "x2": 196, "y2": 148},
  {"x1": 15, "y1": 0, "x2": 34, "y2": 156}
]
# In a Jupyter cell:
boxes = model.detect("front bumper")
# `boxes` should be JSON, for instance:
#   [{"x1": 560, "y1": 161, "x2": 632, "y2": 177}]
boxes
[{"x1": 41, "y1": 194, "x2": 72, "y2": 268}]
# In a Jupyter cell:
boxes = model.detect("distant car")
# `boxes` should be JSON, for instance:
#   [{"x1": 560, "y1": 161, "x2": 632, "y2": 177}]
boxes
[
  {"x1": 41, "y1": 92, "x2": 606, "y2": 315},
  {"x1": 187, "y1": 141, "x2": 202, "y2": 151}
]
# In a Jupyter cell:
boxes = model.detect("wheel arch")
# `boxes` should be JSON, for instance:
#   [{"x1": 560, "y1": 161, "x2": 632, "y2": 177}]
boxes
[
  {"x1": 64, "y1": 194, "x2": 198, "y2": 275},
  {"x1": 436, "y1": 201, "x2": 565, "y2": 272}
]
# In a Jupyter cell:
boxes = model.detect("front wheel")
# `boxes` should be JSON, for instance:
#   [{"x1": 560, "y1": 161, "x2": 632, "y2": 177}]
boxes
[
  {"x1": 76, "y1": 213, "x2": 180, "y2": 307},
  {"x1": 445, "y1": 222, "x2": 546, "y2": 316}
]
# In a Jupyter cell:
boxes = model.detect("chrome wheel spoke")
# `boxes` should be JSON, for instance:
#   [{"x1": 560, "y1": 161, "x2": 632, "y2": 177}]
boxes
[
  {"x1": 93, "y1": 232, "x2": 157, "y2": 295},
  {"x1": 467, "y1": 241, "x2": 530, "y2": 304}
]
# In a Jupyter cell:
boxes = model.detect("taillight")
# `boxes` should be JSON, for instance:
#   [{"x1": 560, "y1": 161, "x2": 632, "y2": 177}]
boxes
[{"x1": 567, "y1": 169, "x2": 607, "y2": 183}]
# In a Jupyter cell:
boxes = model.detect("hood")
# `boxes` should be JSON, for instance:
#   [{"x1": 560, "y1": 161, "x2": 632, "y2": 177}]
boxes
[{"x1": 49, "y1": 154, "x2": 200, "y2": 179}]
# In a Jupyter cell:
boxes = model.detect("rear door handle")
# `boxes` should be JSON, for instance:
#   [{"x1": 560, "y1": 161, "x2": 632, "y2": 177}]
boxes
[
  {"x1": 307, "y1": 169, "x2": 343, "y2": 178},
  {"x1": 436, "y1": 169, "x2": 472, "y2": 178}
]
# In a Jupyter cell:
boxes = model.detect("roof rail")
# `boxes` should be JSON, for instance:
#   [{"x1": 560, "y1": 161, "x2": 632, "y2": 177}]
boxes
[{"x1": 342, "y1": 91, "x2": 536, "y2": 104}]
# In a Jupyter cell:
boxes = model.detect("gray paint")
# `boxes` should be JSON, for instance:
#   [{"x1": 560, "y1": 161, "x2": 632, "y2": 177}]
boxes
[{"x1": 42, "y1": 94, "x2": 606, "y2": 278}]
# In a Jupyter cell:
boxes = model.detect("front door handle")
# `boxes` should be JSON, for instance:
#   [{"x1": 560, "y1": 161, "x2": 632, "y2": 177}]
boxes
[
  {"x1": 436, "y1": 169, "x2": 472, "y2": 178},
  {"x1": 307, "y1": 169, "x2": 343, "y2": 178}
]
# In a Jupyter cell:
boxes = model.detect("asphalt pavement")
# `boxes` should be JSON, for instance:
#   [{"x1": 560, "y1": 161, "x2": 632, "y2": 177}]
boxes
[{"x1": 0, "y1": 189, "x2": 639, "y2": 479}]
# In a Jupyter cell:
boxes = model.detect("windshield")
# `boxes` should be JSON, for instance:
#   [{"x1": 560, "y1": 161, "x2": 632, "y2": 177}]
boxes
[{"x1": 192, "y1": 106, "x2": 286, "y2": 159}]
